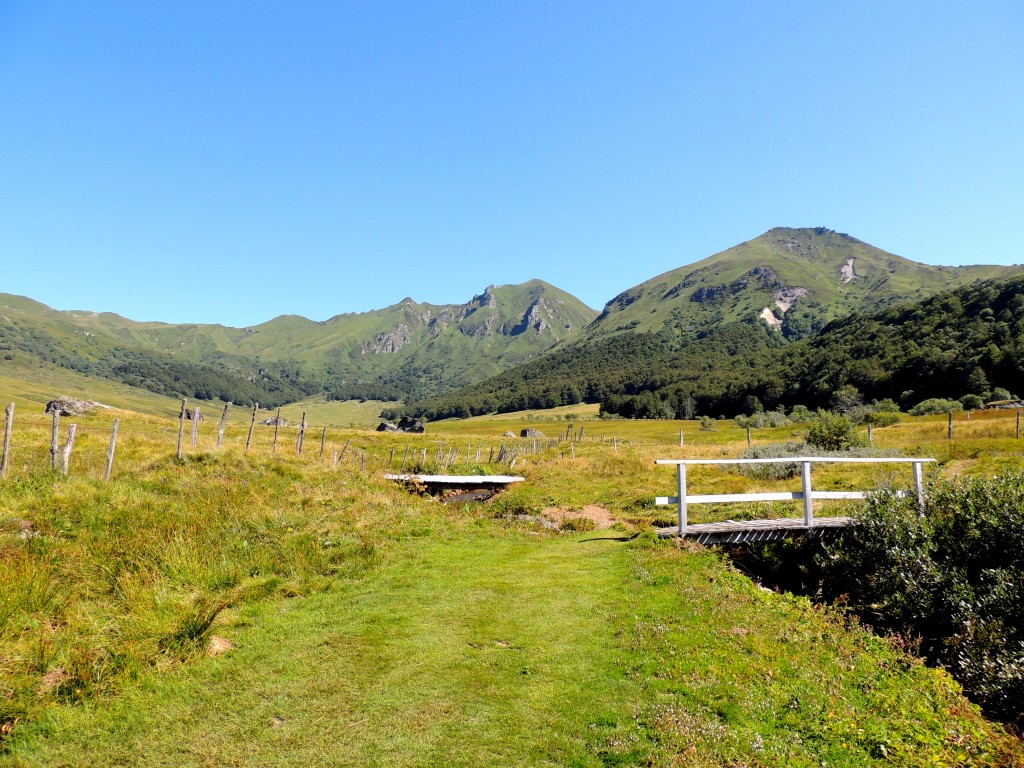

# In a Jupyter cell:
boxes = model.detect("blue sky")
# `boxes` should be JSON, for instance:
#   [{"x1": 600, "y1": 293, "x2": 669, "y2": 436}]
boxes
[{"x1": 2, "y1": 1, "x2": 1022, "y2": 325}]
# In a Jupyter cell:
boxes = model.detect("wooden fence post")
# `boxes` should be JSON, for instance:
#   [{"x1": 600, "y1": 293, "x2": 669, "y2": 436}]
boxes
[
  {"x1": 389, "y1": 447, "x2": 395, "y2": 470},
  {"x1": 613, "y1": 436, "x2": 618, "y2": 454},
  {"x1": 104, "y1": 418, "x2": 120, "y2": 481},
  {"x1": 867, "y1": 423, "x2": 873, "y2": 447},
  {"x1": 400, "y1": 444, "x2": 410, "y2": 472},
  {"x1": 1017, "y1": 410, "x2": 1021, "y2": 439},
  {"x1": 245, "y1": 402, "x2": 258, "y2": 455},
  {"x1": 50, "y1": 408, "x2": 60, "y2": 470},
  {"x1": 60, "y1": 424, "x2": 77, "y2": 476},
  {"x1": 679, "y1": 430, "x2": 684, "y2": 447},
  {"x1": 296, "y1": 412, "x2": 307, "y2": 454},
  {"x1": 913, "y1": 461, "x2": 926, "y2": 512},
  {"x1": 746, "y1": 428, "x2": 752, "y2": 448},
  {"x1": 177, "y1": 399, "x2": 187, "y2": 460},
  {"x1": 191, "y1": 406, "x2": 201, "y2": 448},
  {"x1": 339, "y1": 439, "x2": 351, "y2": 462},
  {"x1": 570, "y1": 443, "x2": 575, "y2": 460},
  {"x1": 272, "y1": 408, "x2": 282, "y2": 453},
  {"x1": 320, "y1": 427, "x2": 327, "y2": 458},
  {"x1": 948, "y1": 412, "x2": 953, "y2": 440},
  {"x1": 1, "y1": 403, "x2": 13, "y2": 478},
  {"x1": 217, "y1": 402, "x2": 231, "y2": 449}
]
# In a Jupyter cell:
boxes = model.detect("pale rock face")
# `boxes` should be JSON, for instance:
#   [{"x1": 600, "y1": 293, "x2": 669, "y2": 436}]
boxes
[{"x1": 840, "y1": 257, "x2": 859, "y2": 284}]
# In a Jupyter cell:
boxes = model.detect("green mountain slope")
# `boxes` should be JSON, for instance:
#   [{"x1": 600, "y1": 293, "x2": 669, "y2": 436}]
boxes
[
  {"x1": 403, "y1": 228, "x2": 1024, "y2": 420},
  {"x1": 0, "y1": 281, "x2": 596, "y2": 404},
  {"x1": 591, "y1": 227, "x2": 1020, "y2": 344}
]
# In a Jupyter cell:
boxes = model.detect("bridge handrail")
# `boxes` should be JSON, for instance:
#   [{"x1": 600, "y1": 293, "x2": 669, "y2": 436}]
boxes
[{"x1": 654, "y1": 456, "x2": 934, "y2": 535}]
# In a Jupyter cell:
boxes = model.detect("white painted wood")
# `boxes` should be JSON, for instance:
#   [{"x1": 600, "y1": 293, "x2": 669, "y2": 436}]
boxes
[
  {"x1": 801, "y1": 461, "x2": 813, "y2": 526},
  {"x1": 656, "y1": 457, "x2": 935, "y2": 465}
]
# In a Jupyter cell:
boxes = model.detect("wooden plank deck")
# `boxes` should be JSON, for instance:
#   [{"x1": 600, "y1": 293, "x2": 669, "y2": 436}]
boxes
[
  {"x1": 384, "y1": 474, "x2": 525, "y2": 488},
  {"x1": 656, "y1": 516, "x2": 853, "y2": 545}
]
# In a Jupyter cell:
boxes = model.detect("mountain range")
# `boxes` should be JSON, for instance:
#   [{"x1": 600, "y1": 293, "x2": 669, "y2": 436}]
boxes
[{"x1": 2, "y1": 227, "x2": 1021, "y2": 415}]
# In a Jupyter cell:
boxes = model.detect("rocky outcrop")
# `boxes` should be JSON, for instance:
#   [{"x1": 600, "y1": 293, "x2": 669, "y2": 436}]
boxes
[
  {"x1": 44, "y1": 397, "x2": 105, "y2": 416},
  {"x1": 520, "y1": 428, "x2": 546, "y2": 438},
  {"x1": 376, "y1": 421, "x2": 399, "y2": 432},
  {"x1": 260, "y1": 417, "x2": 289, "y2": 426},
  {"x1": 364, "y1": 323, "x2": 412, "y2": 354},
  {"x1": 397, "y1": 416, "x2": 425, "y2": 433}
]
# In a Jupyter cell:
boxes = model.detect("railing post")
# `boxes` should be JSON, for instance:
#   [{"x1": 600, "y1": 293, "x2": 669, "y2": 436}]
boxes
[
  {"x1": 913, "y1": 461, "x2": 925, "y2": 513},
  {"x1": 677, "y1": 462, "x2": 688, "y2": 536},
  {"x1": 801, "y1": 460, "x2": 814, "y2": 526}
]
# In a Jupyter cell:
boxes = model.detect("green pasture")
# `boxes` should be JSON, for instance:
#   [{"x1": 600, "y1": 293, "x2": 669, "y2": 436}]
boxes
[{"x1": 2, "y1": 384, "x2": 1024, "y2": 765}]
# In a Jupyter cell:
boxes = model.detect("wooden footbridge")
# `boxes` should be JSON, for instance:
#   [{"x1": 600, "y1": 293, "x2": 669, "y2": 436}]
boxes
[{"x1": 655, "y1": 457, "x2": 934, "y2": 544}]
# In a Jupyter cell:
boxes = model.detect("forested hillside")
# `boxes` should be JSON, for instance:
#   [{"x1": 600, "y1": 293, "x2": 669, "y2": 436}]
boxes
[{"x1": 403, "y1": 276, "x2": 1024, "y2": 421}]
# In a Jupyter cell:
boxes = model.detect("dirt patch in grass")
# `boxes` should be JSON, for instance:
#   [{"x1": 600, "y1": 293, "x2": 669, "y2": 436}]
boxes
[{"x1": 540, "y1": 504, "x2": 616, "y2": 529}]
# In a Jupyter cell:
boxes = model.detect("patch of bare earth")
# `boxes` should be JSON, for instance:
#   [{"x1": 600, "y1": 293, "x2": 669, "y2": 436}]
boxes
[
  {"x1": 207, "y1": 635, "x2": 234, "y2": 657},
  {"x1": 540, "y1": 505, "x2": 616, "y2": 529}
]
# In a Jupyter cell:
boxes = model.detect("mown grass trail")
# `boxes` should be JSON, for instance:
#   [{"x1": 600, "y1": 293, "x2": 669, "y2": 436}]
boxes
[
  {"x1": 6, "y1": 522, "x2": 1019, "y2": 767},
  {"x1": 4, "y1": 531, "x2": 644, "y2": 767}
]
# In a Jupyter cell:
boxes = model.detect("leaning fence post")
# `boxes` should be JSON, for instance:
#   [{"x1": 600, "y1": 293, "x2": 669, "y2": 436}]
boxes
[
  {"x1": 190, "y1": 406, "x2": 201, "y2": 448},
  {"x1": 389, "y1": 447, "x2": 395, "y2": 471},
  {"x1": 801, "y1": 461, "x2": 814, "y2": 526},
  {"x1": 177, "y1": 399, "x2": 187, "y2": 460},
  {"x1": 272, "y1": 408, "x2": 282, "y2": 453},
  {"x1": 104, "y1": 421, "x2": 120, "y2": 481},
  {"x1": 50, "y1": 408, "x2": 61, "y2": 470},
  {"x1": 60, "y1": 424, "x2": 77, "y2": 476},
  {"x1": 104, "y1": 418, "x2": 120, "y2": 481},
  {"x1": 217, "y1": 402, "x2": 231, "y2": 449},
  {"x1": 1, "y1": 403, "x2": 13, "y2": 478},
  {"x1": 296, "y1": 412, "x2": 307, "y2": 454},
  {"x1": 677, "y1": 463, "x2": 688, "y2": 535},
  {"x1": 913, "y1": 461, "x2": 925, "y2": 512},
  {"x1": 1017, "y1": 410, "x2": 1021, "y2": 439},
  {"x1": 245, "y1": 402, "x2": 258, "y2": 455},
  {"x1": 320, "y1": 427, "x2": 327, "y2": 458}
]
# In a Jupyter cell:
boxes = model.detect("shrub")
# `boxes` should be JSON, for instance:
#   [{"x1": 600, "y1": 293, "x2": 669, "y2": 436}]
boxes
[
  {"x1": 991, "y1": 387, "x2": 1013, "y2": 402},
  {"x1": 823, "y1": 475, "x2": 1024, "y2": 722},
  {"x1": 806, "y1": 412, "x2": 863, "y2": 451},
  {"x1": 737, "y1": 442, "x2": 805, "y2": 480},
  {"x1": 860, "y1": 410, "x2": 900, "y2": 427},
  {"x1": 909, "y1": 398, "x2": 963, "y2": 416},
  {"x1": 959, "y1": 394, "x2": 985, "y2": 411},
  {"x1": 698, "y1": 415, "x2": 716, "y2": 432}
]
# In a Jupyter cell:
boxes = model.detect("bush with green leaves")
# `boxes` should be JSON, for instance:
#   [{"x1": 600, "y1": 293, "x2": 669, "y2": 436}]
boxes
[
  {"x1": 805, "y1": 411, "x2": 863, "y2": 451},
  {"x1": 909, "y1": 398, "x2": 964, "y2": 416},
  {"x1": 959, "y1": 394, "x2": 985, "y2": 410},
  {"x1": 822, "y1": 475, "x2": 1024, "y2": 723}
]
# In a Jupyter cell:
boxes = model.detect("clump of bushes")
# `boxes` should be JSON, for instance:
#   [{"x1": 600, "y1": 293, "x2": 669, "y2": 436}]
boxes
[
  {"x1": 909, "y1": 398, "x2": 964, "y2": 416},
  {"x1": 806, "y1": 412, "x2": 863, "y2": 451},
  {"x1": 823, "y1": 474, "x2": 1024, "y2": 723}
]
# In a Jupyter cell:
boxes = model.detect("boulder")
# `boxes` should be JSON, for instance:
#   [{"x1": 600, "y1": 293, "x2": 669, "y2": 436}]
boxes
[
  {"x1": 502, "y1": 431, "x2": 516, "y2": 438},
  {"x1": 520, "y1": 428, "x2": 546, "y2": 438},
  {"x1": 397, "y1": 416, "x2": 425, "y2": 433},
  {"x1": 376, "y1": 421, "x2": 399, "y2": 432},
  {"x1": 260, "y1": 417, "x2": 289, "y2": 427},
  {"x1": 45, "y1": 397, "x2": 99, "y2": 417}
]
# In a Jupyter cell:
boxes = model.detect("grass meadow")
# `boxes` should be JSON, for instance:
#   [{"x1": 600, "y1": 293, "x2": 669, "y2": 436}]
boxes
[{"x1": 1, "y1": 394, "x2": 1023, "y2": 765}]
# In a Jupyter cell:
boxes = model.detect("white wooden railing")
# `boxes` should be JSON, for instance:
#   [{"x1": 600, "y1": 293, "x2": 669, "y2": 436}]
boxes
[{"x1": 655, "y1": 457, "x2": 935, "y2": 535}]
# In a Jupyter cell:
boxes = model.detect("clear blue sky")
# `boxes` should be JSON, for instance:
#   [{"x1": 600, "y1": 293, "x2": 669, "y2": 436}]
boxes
[{"x1": 2, "y1": 1, "x2": 1022, "y2": 326}]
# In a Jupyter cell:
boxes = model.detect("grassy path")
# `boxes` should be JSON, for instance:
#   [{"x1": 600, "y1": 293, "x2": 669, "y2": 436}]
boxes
[
  {"x1": 5, "y1": 532, "x2": 642, "y2": 767},
  {"x1": 4, "y1": 525, "x2": 1021, "y2": 767}
]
